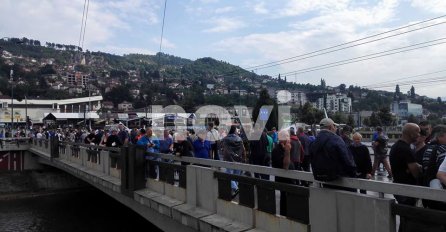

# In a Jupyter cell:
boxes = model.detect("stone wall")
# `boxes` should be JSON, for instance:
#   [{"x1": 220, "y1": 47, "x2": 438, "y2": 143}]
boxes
[{"x1": 0, "y1": 167, "x2": 89, "y2": 198}]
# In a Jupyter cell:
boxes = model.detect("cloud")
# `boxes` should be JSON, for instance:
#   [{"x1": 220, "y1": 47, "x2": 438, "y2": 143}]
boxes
[
  {"x1": 0, "y1": 0, "x2": 159, "y2": 50},
  {"x1": 203, "y1": 17, "x2": 247, "y2": 33},
  {"x1": 212, "y1": 0, "x2": 446, "y2": 98},
  {"x1": 411, "y1": 0, "x2": 446, "y2": 14},
  {"x1": 289, "y1": 0, "x2": 398, "y2": 30},
  {"x1": 214, "y1": 6, "x2": 234, "y2": 14},
  {"x1": 253, "y1": 2, "x2": 269, "y2": 14},
  {"x1": 280, "y1": 0, "x2": 350, "y2": 17},
  {"x1": 106, "y1": 0, "x2": 159, "y2": 25},
  {"x1": 96, "y1": 45, "x2": 156, "y2": 55},
  {"x1": 151, "y1": 37, "x2": 176, "y2": 49},
  {"x1": 198, "y1": 0, "x2": 219, "y2": 3}
]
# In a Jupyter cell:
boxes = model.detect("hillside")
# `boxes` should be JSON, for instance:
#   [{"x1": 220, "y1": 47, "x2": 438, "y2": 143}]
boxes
[{"x1": 1, "y1": 37, "x2": 445, "y2": 123}]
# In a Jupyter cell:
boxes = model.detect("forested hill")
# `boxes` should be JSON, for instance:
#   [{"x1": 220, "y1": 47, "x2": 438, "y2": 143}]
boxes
[{"x1": 0, "y1": 37, "x2": 444, "y2": 120}]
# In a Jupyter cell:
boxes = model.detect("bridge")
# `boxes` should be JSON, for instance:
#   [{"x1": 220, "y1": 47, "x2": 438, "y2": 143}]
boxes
[{"x1": 3, "y1": 138, "x2": 446, "y2": 232}]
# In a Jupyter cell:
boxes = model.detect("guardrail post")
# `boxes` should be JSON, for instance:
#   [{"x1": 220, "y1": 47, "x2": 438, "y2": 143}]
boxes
[
  {"x1": 121, "y1": 144, "x2": 146, "y2": 197},
  {"x1": 50, "y1": 137, "x2": 59, "y2": 159},
  {"x1": 132, "y1": 145, "x2": 146, "y2": 191},
  {"x1": 120, "y1": 144, "x2": 146, "y2": 197},
  {"x1": 120, "y1": 146, "x2": 129, "y2": 196}
]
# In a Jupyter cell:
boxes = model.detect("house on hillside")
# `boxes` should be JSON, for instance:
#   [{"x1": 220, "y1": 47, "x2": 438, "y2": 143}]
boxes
[
  {"x1": 118, "y1": 101, "x2": 133, "y2": 112},
  {"x1": 230, "y1": 89, "x2": 247, "y2": 96},
  {"x1": 102, "y1": 101, "x2": 114, "y2": 110}
]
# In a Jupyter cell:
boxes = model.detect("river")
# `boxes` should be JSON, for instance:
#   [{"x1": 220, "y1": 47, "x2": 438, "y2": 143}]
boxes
[{"x1": 0, "y1": 189, "x2": 162, "y2": 232}]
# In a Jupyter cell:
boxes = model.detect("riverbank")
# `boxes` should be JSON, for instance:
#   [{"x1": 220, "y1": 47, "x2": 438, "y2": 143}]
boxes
[{"x1": 0, "y1": 168, "x2": 90, "y2": 200}]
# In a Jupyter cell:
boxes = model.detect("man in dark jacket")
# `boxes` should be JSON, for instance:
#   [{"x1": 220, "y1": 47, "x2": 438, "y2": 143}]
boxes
[
  {"x1": 222, "y1": 125, "x2": 245, "y2": 197},
  {"x1": 297, "y1": 127, "x2": 311, "y2": 172},
  {"x1": 389, "y1": 123, "x2": 421, "y2": 206},
  {"x1": 250, "y1": 127, "x2": 269, "y2": 180},
  {"x1": 310, "y1": 118, "x2": 356, "y2": 183},
  {"x1": 106, "y1": 129, "x2": 122, "y2": 148}
]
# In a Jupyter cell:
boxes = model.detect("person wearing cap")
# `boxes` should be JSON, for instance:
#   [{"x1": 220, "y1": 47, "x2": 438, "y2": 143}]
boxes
[{"x1": 310, "y1": 118, "x2": 356, "y2": 181}]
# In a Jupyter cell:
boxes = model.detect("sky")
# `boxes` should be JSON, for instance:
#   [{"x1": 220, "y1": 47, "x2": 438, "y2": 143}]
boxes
[{"x1": 1, "y1": 0, "x2": 446, "y2": 98}]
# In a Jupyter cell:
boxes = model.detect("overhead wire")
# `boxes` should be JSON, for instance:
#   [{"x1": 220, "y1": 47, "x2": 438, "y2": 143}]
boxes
[
  {"x1": 78, "y1": 0, "x2": 87, "y2": 50},
  {"x1": 157, "y1": 0, "x2": 168, "y2": 67},
  {"x1": 81, "y1": 0, "x2": 90, "y2": 50},
  {"x1": 276, "y1": 38, "x2": 446, "y2": 76},
  {"x1": 246, "y1": 21, "x2": 446, "y2": 71},
  {"x1": 244, "y1": 14, "x2": 446, "y2": 71},
  {"x1": 215, "y1": 17, "x2": 446, "y2": 79},
  {"x1": 366, "y1": 75, "x2": 446, "y2": 89},
  {"x1": 362, "y1": 69, "x2": 446, "y2": 88}
]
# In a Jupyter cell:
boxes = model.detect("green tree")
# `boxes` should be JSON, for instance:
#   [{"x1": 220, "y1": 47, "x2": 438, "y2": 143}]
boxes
[
  {"x1": 300, "y1": 102, "x2": 324, "y2": 125},
  {"x1": 321, "y1": 79, "x2": 326, "y2": 89},
  {"x1": 104, "y1": 86, "x2": 133, "y2": 105},
  {"x1": 347, "y1": 114, "x2": 355, "y2": 127},
  {"x1": 377, "y1": 107, "x2": 393, "y2": 126},
  {"x1": 331, "y1": 112, "x2": 347, "y2": 124},
  {"x1": 339, "y1": 84, "x2": 346, "y2": 92},
  {"x1": 362, "y1": 117, "x2": 370, "y2": 127},
  {"x1": 369, "y1": 112, "x2": 380, "y2": 127},
  {"x1": 394, "y1": 84, "x2": 401, "y2": 100},
  {"x1": 407, "y1": 114, "x2": 419, "y2": 124},
  {"x1": 410, "y1": 86, "x2": 415, "y2": 99},
  {"x1": 39, "y1": 64, "x2": 57, "y2": 75}
]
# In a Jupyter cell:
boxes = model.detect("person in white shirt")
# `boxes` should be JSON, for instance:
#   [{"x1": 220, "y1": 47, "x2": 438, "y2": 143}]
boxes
[
  {"x1": 206, "y1": 122, "x2": 220, "y2": 160},
  {"x1": 36, "y1": 131, "x2": 43, "y2": 139}
]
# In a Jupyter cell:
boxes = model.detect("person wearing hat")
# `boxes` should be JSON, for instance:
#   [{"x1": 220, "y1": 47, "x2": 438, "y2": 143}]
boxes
[{"x1": 310, "y1": 118, "x2": 356, "y2": 184}]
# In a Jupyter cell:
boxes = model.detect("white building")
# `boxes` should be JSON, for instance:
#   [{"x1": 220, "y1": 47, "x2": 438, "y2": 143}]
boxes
[
  {"x1": 0, "y1": 96, "x2": 103, "y2": 124},
  {"x1": 290, "y1": 91, "x2": 307, "y2": 106},
  {"x1": 390, "y1": 100, "x2": 422, "y2": 118},
  {"x1": 118, "y1": 101, "x2": 133, "y2": 111},
  {"x1": 314, "y1": 93, "x2": 352, "y2": 113}
]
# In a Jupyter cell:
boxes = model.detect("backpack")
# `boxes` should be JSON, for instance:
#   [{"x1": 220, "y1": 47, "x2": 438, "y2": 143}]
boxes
[{"x1": 311, "y1": 139, "x2": 338, "y2": 181}]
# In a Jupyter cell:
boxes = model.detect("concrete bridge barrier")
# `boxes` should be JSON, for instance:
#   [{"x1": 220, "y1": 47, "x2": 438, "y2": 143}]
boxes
[{"x1": 20, "y1": 139, "x2": 446, "y2": 232}]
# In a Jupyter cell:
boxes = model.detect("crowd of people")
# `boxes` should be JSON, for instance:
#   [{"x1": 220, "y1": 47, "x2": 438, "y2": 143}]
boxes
[
  {"x1": 307, "y1": 118, "x2": 446, "y2": 212},
  {"x1": 24, "y1": 118, "x2": 445, "y2": 212}
]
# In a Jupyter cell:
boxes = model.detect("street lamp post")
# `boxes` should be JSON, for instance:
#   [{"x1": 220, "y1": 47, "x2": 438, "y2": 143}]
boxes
[
  {"x1": 10, "y1": 69, "x2": 14, "y2": 137},
  {"x1": 2, "y1": 37, "x2": 24, "y2": 137}
]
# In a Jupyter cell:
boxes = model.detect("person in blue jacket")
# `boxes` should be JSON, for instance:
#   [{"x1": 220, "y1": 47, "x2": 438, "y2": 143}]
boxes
[
  {"x1": 136, "y1": 128, "x2": 160, "y2": 178},
  {"x1": 271, "y1": 127, "x2": 278, "y2": 144},
  {"x1": 137, "y1": 128, "x2": 160, "y2": 153},
  {"x1": 193, "y1": 130, "x2": 211, "y2": 159}
]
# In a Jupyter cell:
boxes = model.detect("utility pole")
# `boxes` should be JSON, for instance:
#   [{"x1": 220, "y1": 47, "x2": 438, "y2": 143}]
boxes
[
  {"x1": 25, "y1": 95, "x2": 28, "y2": 136},
  {"x1": 10, "y1": 69, "x2": 14, "y2": 137}
]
